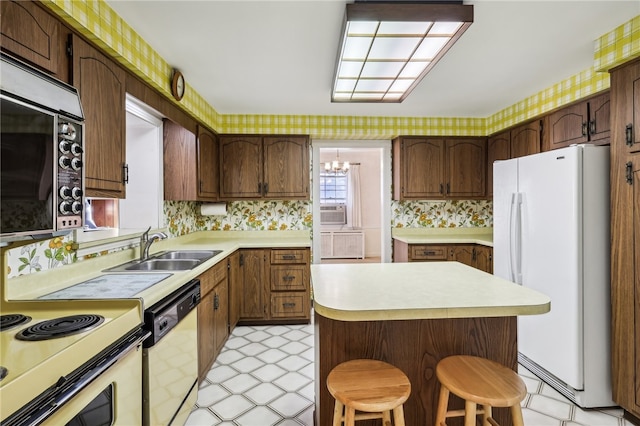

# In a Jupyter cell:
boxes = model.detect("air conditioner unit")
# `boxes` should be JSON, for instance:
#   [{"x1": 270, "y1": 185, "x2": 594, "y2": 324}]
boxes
[{"x1": 320, "y1": 204, "x2": 347, "y2": 225}]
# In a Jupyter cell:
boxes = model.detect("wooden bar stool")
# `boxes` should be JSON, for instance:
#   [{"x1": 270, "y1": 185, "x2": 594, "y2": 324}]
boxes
[
  {"x1": 327, "y1": 359, "x2": 411, "y2": 426},
  {"x1": 435, "y1": 355, "x2": 526, "y2": 426}
]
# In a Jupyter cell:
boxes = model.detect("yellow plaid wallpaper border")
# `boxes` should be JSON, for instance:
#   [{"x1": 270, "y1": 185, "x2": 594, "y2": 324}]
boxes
[{"x1": 41, "y1": 1, "x2": 637, "y2": 138}]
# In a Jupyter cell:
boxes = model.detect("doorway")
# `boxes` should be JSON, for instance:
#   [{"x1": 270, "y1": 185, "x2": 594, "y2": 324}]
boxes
[{"x1": 311, "y1": 140, "x2": 392, "y2": 264}]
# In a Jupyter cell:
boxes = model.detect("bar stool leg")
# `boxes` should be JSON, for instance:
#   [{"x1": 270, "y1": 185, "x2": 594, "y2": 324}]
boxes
[
  {"x1": 382, "y1": 410, "x2": 391, "y2": 426},
  {"x1": 464, "y1": 399, "x2": 477, "y2": 426},
  {"x1": 332, "y1": 400, "x2": 344, "y2": 426},
  {"x1": 393, "y1": 405, "x2": 406, "y2": 426},
  {"x1": 344, "y1": 406, "x2": 356, "y2": 426},
  {"x1": 510, "y1": 404, "x2": 525, "y2": 426},
  {"x1": 482, "y1": 404, "x2": 492, "y2": 426},
  {"x1": 435, "y1": 384, "x2": 450, "y2": 426}
]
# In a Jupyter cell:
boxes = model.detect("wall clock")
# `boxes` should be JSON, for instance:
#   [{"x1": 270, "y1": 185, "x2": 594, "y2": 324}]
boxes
[{"x1": 171, "y1": 69, "x2": 185, "y2": 101}]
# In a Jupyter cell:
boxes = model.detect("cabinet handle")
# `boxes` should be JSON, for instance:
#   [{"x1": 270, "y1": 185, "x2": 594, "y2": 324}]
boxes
[
  {"x1": 472, "y1": 248, "x2": 477, "y2": 261},
  {"x1": 282, "y1": 275, "x2": 295, "y2": 281},
  {"x1": 263, "y1": 182, "x2": 269, "y2": 195},
  {"x1": 214, "y1": 293, "x2": 220, "y2": 310},
  {"x1": 423, "y1": 251, "x2": 436, "y2": 256},
  {"x1": 282, "y1": 254, "x2": 296, "y2": 260},
  {"x1": 446, "y1": 183, "x2": 450, "y2": 194},
  {"x1": 123, "y1": 164, "x2": 129, "y2": 184},
  {"x1": 626, "y1": 162, "x2": 633, "y2": 185},
  {"x1": 258, "y1": 182, "x2": 262, "y2": 194},
  {"x1": 627, "y1": 124, "x2": 634, "y2": 146},
  {"x1": 589, "y1": 120, "x2": 596, "y2": 135},
  {"x1": 582, "y1": 122, "x2": 588, "y2": 137},
  {"x1": 439, "y1": 184, "x2": 444, "y2": 194},
  {"x1": 282, "y1": 302, "x2": 296, "y2": 308}
]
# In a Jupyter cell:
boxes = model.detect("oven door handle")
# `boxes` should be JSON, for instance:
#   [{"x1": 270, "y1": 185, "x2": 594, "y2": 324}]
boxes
[{"x1": 3, "y1": 328, "x2": 149, "y2": 426}]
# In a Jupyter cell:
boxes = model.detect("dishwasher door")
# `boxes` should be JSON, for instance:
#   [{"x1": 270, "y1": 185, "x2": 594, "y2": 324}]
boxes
[{"x1": 143, "y1": 309, "x2": 198, "y2": 426}]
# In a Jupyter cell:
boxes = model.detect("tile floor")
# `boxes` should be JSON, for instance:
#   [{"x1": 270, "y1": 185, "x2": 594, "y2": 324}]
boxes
[{"x1": 185, "y1": 318, "x2": 634, "y2": 426}]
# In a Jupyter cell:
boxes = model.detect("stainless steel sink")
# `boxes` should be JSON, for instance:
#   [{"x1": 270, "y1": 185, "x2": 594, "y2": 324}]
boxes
[
  {"x1": 124, "y1": 259, "x2": 201, "y2": 271},
  {"x1": 103, "y1": 249, "x2": 223, "y2": 272}
]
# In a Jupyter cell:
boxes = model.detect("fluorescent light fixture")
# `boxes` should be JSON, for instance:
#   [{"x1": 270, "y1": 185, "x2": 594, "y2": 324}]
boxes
[{"x1": 332, "y1": 2, "x2": 473, "y2": 103}]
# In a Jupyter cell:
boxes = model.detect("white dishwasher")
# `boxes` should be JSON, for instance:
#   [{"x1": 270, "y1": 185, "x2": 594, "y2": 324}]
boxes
[{"x1": 142, "y1": 279, "x2": 200, "y2": 426}]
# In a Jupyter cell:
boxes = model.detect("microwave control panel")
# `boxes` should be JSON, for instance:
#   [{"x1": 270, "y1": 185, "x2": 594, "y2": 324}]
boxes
[{"x1": 56, "y1": 117, "x2": 84, "y2": 230}]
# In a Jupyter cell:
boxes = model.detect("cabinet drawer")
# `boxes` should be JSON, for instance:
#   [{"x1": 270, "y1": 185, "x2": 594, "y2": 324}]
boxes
[
  {"x1": 410, "y1": 245, "x2": 448, "y2": 260},
  {"x1": 270, "y1": 249, "x2": 309, "y2": 264},
  {"x1": 200, "y1": 261, "x2": 227, "y2": 295},
  {"x1": 270, "y1": 293, "x2": 310, "y2": 318},
  {"x1": 271, "y1": 265, "x2": 307, "y2": 291}
]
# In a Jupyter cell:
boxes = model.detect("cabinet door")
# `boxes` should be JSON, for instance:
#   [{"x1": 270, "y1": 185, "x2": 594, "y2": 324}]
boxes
[
  {"x1": 611, "y1": 60, "x2": 640, "y2": 154},
  {"x1": 446, "y1": 138, "x2": 486, "y2": 198},
  {"x1": 548, "y1": 101, "x2": 589, "y2": 150},
  {"x1": 487, "y1": 131, "x2": 511, "y2": 198},
  {"x1": 588, "y1": 92, "x2": 610, "y2": 145},
  {"x1": 72, "y1": 35, "x2": 126, "y2": 198},
  {"x1": 219, "y1": 136, "x2": 262, "y2": 198},
  {"x1": 197, "y1": 127, "x2": 219, "y2": 200},
  {"x1": 474, "y1": 246, "x2": 493, "y2": 274},
  {"x1": 449, "y1": 245, "x2": 476, "y2": 267},
  {"x1": 239, "y1": 249, "x2": 267, "y2": 320},
  {"x1": 228, "y1": 252, "x2": 240, "y2": 330},
  {"x1": 1, "y1": 1, "x2": 60, "y2": 76},
  {"x1": 510, "y1": 121, "x2": 541, "y2": 158},
  {"x1": 263, "y1": 136, "x2": 309, "y2": 199},
  {"x1": 163, "y1": 120, "x2": 197, "y2": 200},
  {"x1": 400, "y1": 138, "x2": 445, "y2": 199},
  {"x1": 213, "y1": 279, "x2": 229, "y2": 355},
  {"x1": 197, "y1": 291, "x2": 215, "y2": 382}
]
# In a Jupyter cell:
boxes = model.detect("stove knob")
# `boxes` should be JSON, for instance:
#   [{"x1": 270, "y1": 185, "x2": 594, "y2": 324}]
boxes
[
  {"x1": 58, "y1": 123, "x2": 77, "y2": 141},
  {"x1": 59, "y1": 186, "x2": 72, "y2": 199},
  {"x1": 59, "y1": 201, "x2": 73, "y2": 214},
  {"x1": 59, "y1": 141, "x2": 72, "y2": 154},
  {"x1": 72, "y1": 187, "x2": 83, "y2": 199},
  {"x1": 71, "y1": 201, "x2": 83, "y2": 215},
  {"x1": 71, "y1": 143, "x2": 83, "y2": 156},
  {"x1": 71, "y1": 158, "x2": 83, "y2": 170},
  {"x1": 59, "y1": 156, "x2": 71, "y2": 169}
]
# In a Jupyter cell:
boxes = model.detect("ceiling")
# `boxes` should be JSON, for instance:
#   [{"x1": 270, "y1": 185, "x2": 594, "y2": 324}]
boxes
[{"x1": 106, "y1": 1, "x2": 639, "y2": 118}]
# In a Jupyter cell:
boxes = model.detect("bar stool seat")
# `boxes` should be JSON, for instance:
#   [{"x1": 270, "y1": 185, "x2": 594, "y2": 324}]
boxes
[
  {"x1": 435, "y1": 355, "x2": 526, "y2": 426},
  {"x1": 327, "y1": 359, "x2": 411, "y2": 426}
]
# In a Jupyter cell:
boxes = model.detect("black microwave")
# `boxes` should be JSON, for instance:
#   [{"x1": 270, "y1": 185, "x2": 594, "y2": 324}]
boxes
[{"x1": 0, "y1": 53, "x2": 85, "y2": 244}]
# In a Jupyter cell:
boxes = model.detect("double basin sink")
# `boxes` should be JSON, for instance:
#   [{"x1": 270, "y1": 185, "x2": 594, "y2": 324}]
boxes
[{"x1": 104, "y1": 250, "x2": 223, "y2": 272}]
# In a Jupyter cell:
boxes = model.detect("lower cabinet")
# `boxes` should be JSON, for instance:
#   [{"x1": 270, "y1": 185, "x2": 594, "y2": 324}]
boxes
[
  {"x1": 197, "y1": 261, "x2": 229, "y2": 383},
  {"x1": 238, "y1": 248, "x2": 311, "y2": 324},
  {"x1": 393, "y1": 241, "x2": 493, "y2": 273}
]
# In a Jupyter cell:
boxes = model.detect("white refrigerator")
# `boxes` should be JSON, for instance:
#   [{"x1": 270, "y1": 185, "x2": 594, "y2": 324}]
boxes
[{"x1": 493, "y1": 144, "x2": 613, "y2": 408}]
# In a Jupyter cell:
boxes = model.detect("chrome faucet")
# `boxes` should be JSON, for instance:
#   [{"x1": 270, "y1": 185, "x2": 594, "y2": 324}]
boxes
[{"x1": 140, "y1": 226, "x2": 168, "y2": 261}]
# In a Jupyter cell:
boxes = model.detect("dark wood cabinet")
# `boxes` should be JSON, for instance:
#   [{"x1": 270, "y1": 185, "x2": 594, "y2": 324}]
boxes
[
  {"x1": 219, "y1": 135, "x2": 309, "y2": 200},
  {"x1": 547, "y1": 92, "x2": 610, "y2": 150},
  {"x1": 238, "y1": 249, "x2": 268, "y2": 321},
  {"x1": 71, "y1": 35, "x2": 127, "y2": 198},
  {"x1": 487, "y1": 121, "x2": 542, "y2": 197},
  {"x1": 197, "y1": 261, "x2": 229, "y2": 383},
  {"x1": 393, "y1": 241, "x2": 493, "y2": 273},
  {"x1": 228, "y1": 251, "x2": 240, "y2": 330},
  {"x1": 610, "y1": 58, "x2": 640, "y2": 420},
  {"x1": 163, "y1": 121, "x2": 219, "y2": 201},
  {"x1": 393, "y1": 137, "x2": 486, "y2": 200},
  {"x1": 0, "y1": 1, "x2": 63, "y2": 77}
]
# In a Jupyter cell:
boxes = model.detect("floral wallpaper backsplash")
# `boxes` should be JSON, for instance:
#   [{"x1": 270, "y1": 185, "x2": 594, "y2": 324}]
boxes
[
  {"x1": 391, "y1": 200, "x2": 492, "y2": 228},
  {"x1": 5, "y1": 199, "x2": 491, "y2": 278}
]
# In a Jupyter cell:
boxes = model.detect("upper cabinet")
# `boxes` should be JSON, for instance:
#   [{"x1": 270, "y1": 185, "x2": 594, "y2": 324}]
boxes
[
  {"x1": 71, "y1": 35, "x2": 127, "y2": 198},
  {"x1": 547, "y1": 91, "x2": 610, "y2": 150},
  {"x1": 219, "y1": 135, "x2": 309, "y2": 200},
  {"x1": 0, "y1": 1, "x2": 63, "y2": 77},
  {"x1": 164, "y1": 122, "x2": 219, "y2": 201},
  {"x1": 487, "y1": 120, "x2": 542, "y2": 197},
  {"x1": 611, "y1": 60, "x2": 640, "y2": 154},
  {"x1": 393, "y1": 137, "x2": 486, "y2": 200}
]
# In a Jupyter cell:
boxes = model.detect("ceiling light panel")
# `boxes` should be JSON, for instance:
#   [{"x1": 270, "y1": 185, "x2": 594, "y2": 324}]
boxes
[{"x1": 332, "y1": 2, "x2": 473, "y2": 103}]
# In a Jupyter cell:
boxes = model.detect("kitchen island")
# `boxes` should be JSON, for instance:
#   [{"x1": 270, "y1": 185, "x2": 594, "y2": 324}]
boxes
[{"x1": 311, "y1": 261, "x2": 550, "y2": 426}]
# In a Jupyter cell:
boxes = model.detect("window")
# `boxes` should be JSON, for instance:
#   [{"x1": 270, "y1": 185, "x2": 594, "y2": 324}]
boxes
[{"x1": 319, "y1": 172, "x2": 348, "y2": 204}]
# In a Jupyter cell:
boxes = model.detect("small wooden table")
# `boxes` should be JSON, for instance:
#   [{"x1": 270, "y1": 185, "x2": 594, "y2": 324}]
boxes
[{"x1": 311, "y1": 262, "x2": 550, "y2": 426}]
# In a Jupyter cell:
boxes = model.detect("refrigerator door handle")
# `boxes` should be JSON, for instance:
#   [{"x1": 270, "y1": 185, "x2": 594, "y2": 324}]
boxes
[{"x1": 509, "y1": 192, "x2": 523, "y2": 284}]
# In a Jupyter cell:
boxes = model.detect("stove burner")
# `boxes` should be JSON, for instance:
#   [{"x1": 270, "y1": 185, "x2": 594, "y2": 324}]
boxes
[
  {"x1": 0, "y1": 314, "x2": 31, "y2": 331},
  {"x1": 16, "y1": 314, "x2": 104, "y2": 341}
]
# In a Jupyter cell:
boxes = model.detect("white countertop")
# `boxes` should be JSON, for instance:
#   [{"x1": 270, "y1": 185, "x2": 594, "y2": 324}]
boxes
[
  {"x1": 311, "y1": 262, "x2": 549, "y2": 321},
  {"x1": 5, "y1": 230, "x2": 311, "y2": 307},
  {"x1": 392, "y1": 227, "x2": 493, "y2": 247}
]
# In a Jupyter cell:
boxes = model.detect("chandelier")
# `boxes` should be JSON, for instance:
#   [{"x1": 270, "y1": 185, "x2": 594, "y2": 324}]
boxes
[{"x1": 325, "y1": 149, "x2": 350, "y2": 174}]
